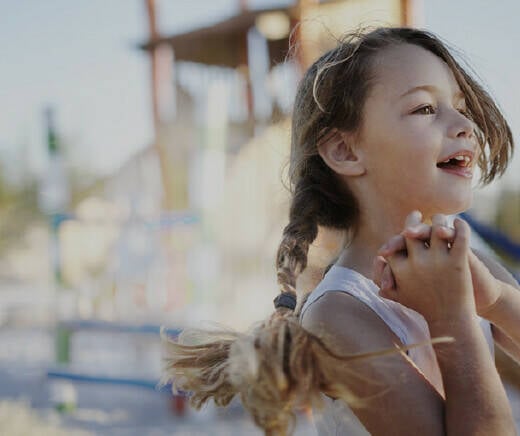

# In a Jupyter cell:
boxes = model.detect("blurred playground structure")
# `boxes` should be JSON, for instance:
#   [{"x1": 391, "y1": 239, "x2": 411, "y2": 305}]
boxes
[
  {"x1": 0, "y1": 0, "x2": 519, "y2": 433},
  {"x1": 29, "y1": 0, "x2": 420, "y2": 328},
  {"x1": 24, "y1": 0, "x2": 519, "y2": 327}
]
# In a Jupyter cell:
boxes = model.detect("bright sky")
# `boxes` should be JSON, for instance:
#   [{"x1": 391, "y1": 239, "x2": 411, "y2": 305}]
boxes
[{"x1": 1, "y1": 0, "x2": 519, "y2": 188}]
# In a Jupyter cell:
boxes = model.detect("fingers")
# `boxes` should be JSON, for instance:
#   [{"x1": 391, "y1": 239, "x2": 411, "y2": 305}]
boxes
[
  {"x1": 377, "y1": 212, "x2": 457, "y2": 274},
  {"x1": 377, "y1": 211, "x2": 426, "y2": 257},
  {"x1": 401, "y1": 223, "x2": 432, "y2": 242},
  {"x1": 402, "y1": 210, "x2": 431, "y2": 257},
  {"x1": 377, "y1": 234, "x2": 407, "y2": 257},
  {"x1": 435, "y1": 225, "x2": 455, "y2": 241},
  {"x1": 402, "y1": 230, "x2": 429, "y2": 259},
  {"x1": 429, "y1": 214, "x2": 449, "y2": 251},
  {"x1": 451, "y1": 217, "x2": 471, "y2": 256},
  {"x1": 401, "y1": 215, "x2": 455, "y2": 248},
  {"x1": 404, "y1": 210, "x2": 423, "y2": 228}
]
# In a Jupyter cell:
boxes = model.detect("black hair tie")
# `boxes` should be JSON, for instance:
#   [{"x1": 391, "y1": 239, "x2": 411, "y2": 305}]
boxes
[{"x1": 273, "y1": 292, "x2": 297, "y2": 310}]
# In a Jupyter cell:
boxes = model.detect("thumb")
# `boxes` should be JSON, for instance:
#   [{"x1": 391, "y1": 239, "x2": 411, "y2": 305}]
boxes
[
  {"x1": 372, "y1": 255, "x2": 387, "y2": 288},
  {"x1": 468, "y1": 250, "x2": 494, "y2": 285},
  {"x1": 381, "y1": 264, "x2": 396, "y2": 292},
  {"x1": 379, "y1": 287, "x2": 399, "y2": 302},
  {"x1": 379, "y1": 264, "x2": 398, "y2": 302},
  {"x1": 451, "y1": 217, "x2": 471, "y2": 256}
]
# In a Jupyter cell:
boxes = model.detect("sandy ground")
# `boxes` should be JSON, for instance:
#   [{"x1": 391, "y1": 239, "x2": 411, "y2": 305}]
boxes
[
  {"x1": 0, "y1": 325, "x2": 518, "y2": 435},
  {"x1": 0, "y1": 325, "x2": 317, "y2": 435},
  {"x1": 0, "y1": 363, "x2": 317, "y2": 435}
]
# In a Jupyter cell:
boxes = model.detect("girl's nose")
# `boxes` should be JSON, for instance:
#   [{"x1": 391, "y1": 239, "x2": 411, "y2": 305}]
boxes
[{"x1": 448, "y1": 109, "x2": 474, "y2": 139}]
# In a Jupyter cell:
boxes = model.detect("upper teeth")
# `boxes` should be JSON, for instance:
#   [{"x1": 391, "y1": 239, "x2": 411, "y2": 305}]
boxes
[{"x1": 442, "y1": 155, "x2": 470, "y2": 163}]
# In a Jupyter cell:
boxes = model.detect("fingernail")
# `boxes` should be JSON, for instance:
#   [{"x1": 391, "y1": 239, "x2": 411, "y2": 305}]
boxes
[{"x1": 411, "y1": 210, "x2": 422, "y2": 219}]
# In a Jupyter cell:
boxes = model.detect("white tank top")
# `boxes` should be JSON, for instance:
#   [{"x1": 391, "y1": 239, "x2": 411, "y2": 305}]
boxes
[{"x1": 299, "y1": 264, "x2": 495, "y2": 436}]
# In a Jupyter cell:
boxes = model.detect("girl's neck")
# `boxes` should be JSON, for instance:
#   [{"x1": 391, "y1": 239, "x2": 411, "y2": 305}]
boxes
[{"x1": 335, "y1": 209, "x2": 417, "y2": 281}]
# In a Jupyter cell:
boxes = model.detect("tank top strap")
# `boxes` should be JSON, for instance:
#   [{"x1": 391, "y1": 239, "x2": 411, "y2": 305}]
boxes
[{"x1": 300, "y1": 265, "x2": 414, "y2": 347}]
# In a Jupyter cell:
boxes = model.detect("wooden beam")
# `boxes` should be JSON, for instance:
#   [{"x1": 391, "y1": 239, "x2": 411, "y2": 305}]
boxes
[{"x1": 144, "y1": 0, "x2": 174, "y2": 210}]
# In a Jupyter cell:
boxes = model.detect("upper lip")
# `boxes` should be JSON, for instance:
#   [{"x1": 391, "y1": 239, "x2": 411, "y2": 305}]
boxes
[{"x1": 436, "y1": 149, "x2": 475, "y2": 168}]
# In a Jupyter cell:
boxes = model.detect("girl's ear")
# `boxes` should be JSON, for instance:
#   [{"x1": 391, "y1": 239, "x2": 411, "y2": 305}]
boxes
[{"x1": 318, "y1": 128, "x2": 366, "y2": 176}]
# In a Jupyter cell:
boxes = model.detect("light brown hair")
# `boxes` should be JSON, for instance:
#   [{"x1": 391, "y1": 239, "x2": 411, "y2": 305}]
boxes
[{"x1": 162, "y1": 27, "x2": 513, "y2": 435}]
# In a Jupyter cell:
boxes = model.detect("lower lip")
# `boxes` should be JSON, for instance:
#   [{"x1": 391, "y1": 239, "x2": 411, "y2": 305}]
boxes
[{"x1": 438, "y1": 166, "x2": 473, "y2": 179}]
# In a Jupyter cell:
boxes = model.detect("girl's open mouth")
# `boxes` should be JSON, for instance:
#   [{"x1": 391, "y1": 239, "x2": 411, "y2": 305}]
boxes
[{"x1": 436, "y1": 152, "x2": 473, "y2": 178}]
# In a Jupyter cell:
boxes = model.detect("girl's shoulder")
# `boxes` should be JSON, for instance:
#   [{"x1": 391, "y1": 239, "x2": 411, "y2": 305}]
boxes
[
  {"x1": 300, "y1": 264, "x2": 447, "y2": 396},
  {"x1": 300, "y1": 287, "x2": 404, "y2": 355},
  {"x1": 301, "y1": 265, "x2": 414, "y2": 339},
  {"x1": 300, "y1": 265, "x2": 408, "y2": 351},
  {"x1": 300, "y1": 264, "x2": 378, "y2": 317}
]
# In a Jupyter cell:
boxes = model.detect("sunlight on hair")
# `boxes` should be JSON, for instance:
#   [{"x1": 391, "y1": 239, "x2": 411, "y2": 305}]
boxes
[{"x1": 312, "y1": 41, "x2": 362, "y2": 114}]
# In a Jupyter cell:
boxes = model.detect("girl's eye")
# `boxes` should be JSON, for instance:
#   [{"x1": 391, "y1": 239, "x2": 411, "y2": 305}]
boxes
[{"x1": 413, "y1": 105, "x2": 436, "y2": 115}]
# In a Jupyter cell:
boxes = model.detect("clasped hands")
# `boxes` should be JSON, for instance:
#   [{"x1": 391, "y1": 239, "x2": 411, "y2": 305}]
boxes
[{"x1": 372, "y1": 211, "x2": 503, "y2": 321}]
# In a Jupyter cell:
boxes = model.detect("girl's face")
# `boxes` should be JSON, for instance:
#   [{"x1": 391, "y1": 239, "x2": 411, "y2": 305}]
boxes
[{"x1": 354, "y1": 43, "x2": 477, "y2": 219}]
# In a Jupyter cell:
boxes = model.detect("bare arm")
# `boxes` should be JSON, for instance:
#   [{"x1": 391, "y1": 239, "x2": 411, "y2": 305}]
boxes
[
  {"x1": 333, "y1": 215, "x2": 515, "y2": 435},
  {"x1": 301, "y1": 291, "x2": 445, "y2": 436},
  {"x1": 470, "y1": 249, "x2": 520, "y2": 364},
  {"x1": 302, "y1": 291, "x2": 515, "y2": 436},
  {"x1": 428, "y1": 316, "x2": 515, "y2": 436}
]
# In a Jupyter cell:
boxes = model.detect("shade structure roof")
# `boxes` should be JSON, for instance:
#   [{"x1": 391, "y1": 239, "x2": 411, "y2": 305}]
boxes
[{"x1": 139, "y1": 7, "x2": 294, "y2": 68}]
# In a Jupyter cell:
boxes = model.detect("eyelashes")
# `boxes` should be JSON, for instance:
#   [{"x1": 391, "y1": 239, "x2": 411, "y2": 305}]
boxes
[
  {"x1": 412, "y1": 104, "x2": 436, "y2": 115},
  {"x1": 411, "y1": 104, "x2": 470, "y2": 117},
  {"x1": 457, "y1": 108, "x2": 470, "y2": 118}
]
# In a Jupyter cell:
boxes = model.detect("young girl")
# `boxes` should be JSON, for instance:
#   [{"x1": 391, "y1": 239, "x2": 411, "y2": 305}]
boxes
[{"x1": 163, "y1": 27, "x2": 519, "y2": 435}]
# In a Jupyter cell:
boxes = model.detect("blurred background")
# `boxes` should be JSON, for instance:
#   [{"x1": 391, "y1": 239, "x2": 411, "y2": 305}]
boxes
[{"x1": 0, "y1": 0, "x2": 519, "y2": 434}]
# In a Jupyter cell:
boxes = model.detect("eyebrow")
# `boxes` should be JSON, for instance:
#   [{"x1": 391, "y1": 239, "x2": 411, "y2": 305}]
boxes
[{"x1": 400, "y1": 84, "x2": 464, "y2": 101}]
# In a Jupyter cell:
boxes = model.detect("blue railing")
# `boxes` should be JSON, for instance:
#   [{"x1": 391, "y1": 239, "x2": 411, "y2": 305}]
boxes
[{"x1": 461, "y1": 212, "x2": 520, "y2": 282}]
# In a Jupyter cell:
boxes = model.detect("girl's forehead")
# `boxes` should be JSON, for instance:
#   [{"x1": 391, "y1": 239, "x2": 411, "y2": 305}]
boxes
[{"x1": 370, "y1": 43, "x2": 462, "y2": 100}]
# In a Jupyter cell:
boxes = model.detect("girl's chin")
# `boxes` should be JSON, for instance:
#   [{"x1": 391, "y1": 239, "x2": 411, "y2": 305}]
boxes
[{"x1": 427, "y1": 196, "x2": 473, "y2": 217}]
